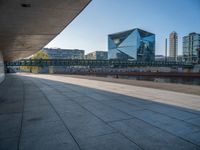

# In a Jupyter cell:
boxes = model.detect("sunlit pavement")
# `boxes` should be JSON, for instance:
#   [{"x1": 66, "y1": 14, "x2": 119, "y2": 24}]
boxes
[{"x1": 0, "y1": 73, "x2": 200, "y2": 150}]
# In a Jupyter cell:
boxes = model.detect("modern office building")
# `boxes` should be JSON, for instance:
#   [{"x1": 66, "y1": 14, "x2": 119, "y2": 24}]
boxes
[
  {"x1": 85, "y1": 51, "x2": 108, "y2": 60},
  {"x1": 177, "y1": 55, "x2": 184, "y2": 62},
  {"x1": 169, "y1": 31, "x2": 178, "y2": 58},
  {"x1": 197, "y1": 48, "x2": 200, "y2": 62},
  {"x1": 42, "y1": 48, "x2": 85, "y2": 59},
  {"x1": 155, "y1": 55, "x2": 165, "y2": 61},
  {"x1": 183, "y1": 32, "x2": 200, "y2": 62},
  {"x1": 155, "y1": 55, "x2": 183, "y2": 62},
  {"x1": 108, "y1": 28, "x2": 155, "y2": 61}
]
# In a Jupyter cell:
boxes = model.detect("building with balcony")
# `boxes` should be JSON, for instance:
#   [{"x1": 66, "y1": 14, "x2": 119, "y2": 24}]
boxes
[{"x1": 108, "y1": 28, "x2": 155, "y2": 62}]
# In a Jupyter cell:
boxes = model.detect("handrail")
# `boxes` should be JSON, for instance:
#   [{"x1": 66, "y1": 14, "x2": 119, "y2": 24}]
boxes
[{"x1": 5, "y1": 59, "x2": 195, "y2": 68}]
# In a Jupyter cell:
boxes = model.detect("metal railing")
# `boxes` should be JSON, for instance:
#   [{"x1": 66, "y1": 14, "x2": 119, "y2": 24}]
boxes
[{"x1": 5, "y1": 59, "x2": 195, "y2": 68}]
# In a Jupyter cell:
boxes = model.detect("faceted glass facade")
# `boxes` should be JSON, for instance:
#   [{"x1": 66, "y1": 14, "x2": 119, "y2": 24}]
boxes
[{"x1": 108, "y1": 28, "x2": 155, "y2": 61}]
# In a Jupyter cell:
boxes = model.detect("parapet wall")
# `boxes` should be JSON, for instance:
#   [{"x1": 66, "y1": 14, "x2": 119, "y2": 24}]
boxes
[{"x1": 0, "y1": 52, "x2": 5, "y2": 83}]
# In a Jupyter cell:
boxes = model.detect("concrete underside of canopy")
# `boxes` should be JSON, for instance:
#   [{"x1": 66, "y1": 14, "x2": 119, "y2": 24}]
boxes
[{"x1": 0, "y1": 0, "x2": 91, "y2": 61}]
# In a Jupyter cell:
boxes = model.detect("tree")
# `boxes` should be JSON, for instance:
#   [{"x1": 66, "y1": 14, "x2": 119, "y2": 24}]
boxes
[
  {"x1": 32, "y1": 50, "x2": 49, "y2": 59},
  {"x1": 20, "y1": 50, "x2": 49, "y2": 73}
]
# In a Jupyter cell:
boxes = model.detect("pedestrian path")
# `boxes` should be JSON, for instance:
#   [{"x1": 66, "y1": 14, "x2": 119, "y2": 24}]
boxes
[{"x1": 0, "y1": 73, "x2": 200, "y2": 150}]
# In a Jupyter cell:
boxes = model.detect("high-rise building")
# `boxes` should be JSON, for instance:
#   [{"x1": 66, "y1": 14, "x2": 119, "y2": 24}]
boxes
[
  {"x1": 85, "y1": 51, "x2": 108, "y2": 60},
  {"x1": 165, "y1": 38, "x2": 168, "y2": 58},
  {"x1": 42, "y1": 48, "x2": 85, "y2": 59},
  {"x1": 169, "y1": 31, "x2": 178, "y2": 59},
  {"x1": 108, "y1": 28, "x2": 155, "y2": 62},
  {"x1": 197, "y1": 48, "x2": 200, "y2": 62},
  {"x1": 183, "y1": 32, "x2": 200, "y2": 62}
]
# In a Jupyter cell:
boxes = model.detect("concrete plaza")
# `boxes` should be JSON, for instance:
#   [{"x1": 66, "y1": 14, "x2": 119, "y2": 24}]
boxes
[{"x1": 0, "y1": 73, "x2": 200, "y2": 150}]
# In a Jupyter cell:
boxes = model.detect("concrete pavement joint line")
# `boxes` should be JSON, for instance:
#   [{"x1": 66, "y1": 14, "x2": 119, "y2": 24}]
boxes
[
  {"x1": 85, "y1": 92, "x2": 176, "y2": 119},
  {"x1": 35, "y1": 74, "x2": 200, "y2": 111},
  {"x1": 90, "y1": 96, "x2": 200, "y2": 148},
  {"x1": 41, "y1": 79, "x2": 138, "y2": 122},
  {"x1": 14, "y1": 74, "x2": 200, "y2": 148},
  {"x1": 22, "y1": 73, "x2": 200, "y2": 101},
  {"x1": 67, "y1": 76, "x2": 200, "y2": 99},
  {"x1": 17, "y1": 77, "x2": 25, "y2": 150},
  {"x1": 20, "y1": 73, "x2": 200, "y2": 115},
  {"x1": 79, "y1": 131, "x2": 119, "y2": 139},
  {"x1": 82, "y1": 95, "x2": 200, "y2": 147},
  {"x1": 38, "y1": 79, "x2": 145, "y2": 150},
  {"x1": 142, "y1": 109, "x2": 200, "y2": 128},
  {"x1": 42, "y1": 77, "x2": 200, "y2": 128},
  {"x1": 52, "y1": 75, "x2": 199, "y2": 115},
  {"x1": 0, "y1": 77, "x2": 13, "y2": 102},
  {"x1": 39, "y1": 77, "x2": 200, "y2": 148},
  {"x1": 61, "y1": 75, "x2": 200, "y2": 96},
  {"x1": 106, "y1": 118, "x2": 137, "y2": 124},
  {"x1": 145, "y1": 103, "x2": 200, "y2": 117},
  {"x1": 108, "y1": 97, "x2": 200, "y2": 128},
  {"x1": 108, "y1": 113, "x2": 200, "y2": 148},
  {"x1": 114, "y1": 109, "x2": 200, "y2": 147},
  {"x1": 29, "y1": 78, "x2": 82, "y2": 150}
]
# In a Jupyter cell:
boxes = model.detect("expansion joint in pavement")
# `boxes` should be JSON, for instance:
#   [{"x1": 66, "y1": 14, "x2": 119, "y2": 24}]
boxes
[
  {"x1": 30, "y1": 79, "x2": 83, "y2": 150},
  {"x1": 38, "y1": 79, "x2": 145, "y2": 150},
  {"x1": 17, "y1": 78, "x2": 25, "y2": 150}
]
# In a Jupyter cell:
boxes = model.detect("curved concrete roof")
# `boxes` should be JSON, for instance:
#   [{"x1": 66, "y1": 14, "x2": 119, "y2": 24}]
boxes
[{"x1": 0, "y1": 0, "x2": 91, "y2": 61}]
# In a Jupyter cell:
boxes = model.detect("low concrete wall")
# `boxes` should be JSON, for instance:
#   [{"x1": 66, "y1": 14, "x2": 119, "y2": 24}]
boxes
[{"x1": 0, "y1": 51, "x2": 5, "y2": 83}]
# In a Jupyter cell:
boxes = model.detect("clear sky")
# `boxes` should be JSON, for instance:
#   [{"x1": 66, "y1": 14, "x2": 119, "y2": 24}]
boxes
[{"x1": 46, "y1": 0, "x2": 200, "y2": 55}]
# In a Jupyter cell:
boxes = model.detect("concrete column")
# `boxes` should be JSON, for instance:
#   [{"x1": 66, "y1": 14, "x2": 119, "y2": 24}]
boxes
[{"x1": 0, "y1": 51, "x2": 5, "y2": 83}]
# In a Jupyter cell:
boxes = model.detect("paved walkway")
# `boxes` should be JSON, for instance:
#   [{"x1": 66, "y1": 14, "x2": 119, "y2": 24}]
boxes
[
  {"x1": 63, "y1": 75, "x2": 200, "y2": 96},
  {"x1": 0, "y1": 73, "x2": 200, "y2": 150}
]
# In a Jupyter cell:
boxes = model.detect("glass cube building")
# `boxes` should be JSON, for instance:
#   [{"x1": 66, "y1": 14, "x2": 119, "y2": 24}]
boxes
[{"x1": 108, "y1": 28, "x2": 155, "y2": 61}]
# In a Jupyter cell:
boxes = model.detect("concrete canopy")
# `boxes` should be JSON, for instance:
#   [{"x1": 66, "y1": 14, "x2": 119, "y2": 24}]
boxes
[{"x1": 0, "y1": 0, "x2": 91, "y2": 61}]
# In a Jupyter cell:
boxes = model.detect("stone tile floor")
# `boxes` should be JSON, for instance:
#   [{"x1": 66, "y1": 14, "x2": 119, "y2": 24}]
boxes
[{"x1": 0, "y1": 73, "x2": 200, "y2": 150}]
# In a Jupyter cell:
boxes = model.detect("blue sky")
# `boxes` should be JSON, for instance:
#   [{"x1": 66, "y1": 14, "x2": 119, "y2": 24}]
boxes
[{"x1": 46, "y1": 0, "x2": 200, "y2": 55}]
